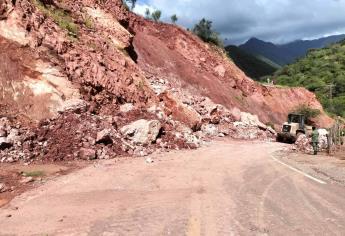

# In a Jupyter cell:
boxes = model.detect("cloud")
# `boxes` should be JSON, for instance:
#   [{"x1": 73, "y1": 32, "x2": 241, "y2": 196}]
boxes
[{"x1": 135, "y1": 0, "x2": 345, "y2": 44}]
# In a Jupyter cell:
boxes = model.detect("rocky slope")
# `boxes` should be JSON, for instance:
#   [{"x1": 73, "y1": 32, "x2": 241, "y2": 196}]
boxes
[
  {"x1": 128, "y1": 12, "x2": 332, "y2": 127},
  {"x1": 0, "y1": 0, "x2": 332, "y2": 163}
]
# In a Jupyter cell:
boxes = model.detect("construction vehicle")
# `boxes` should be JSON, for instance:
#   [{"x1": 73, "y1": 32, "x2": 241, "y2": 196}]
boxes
[{"x1": 277, "y1": 113, "x2": 312, "y2": 143}]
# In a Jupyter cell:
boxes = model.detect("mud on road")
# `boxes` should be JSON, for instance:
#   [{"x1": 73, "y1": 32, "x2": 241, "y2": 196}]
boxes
[
  {"x1": 1, "y1": 140, "x2": 345, "y2": 235},
  {"x1": 0, "y1": 162, "x2": 87, "y2": 208}
]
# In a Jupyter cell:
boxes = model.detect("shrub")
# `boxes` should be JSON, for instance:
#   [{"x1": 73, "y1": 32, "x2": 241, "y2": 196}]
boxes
[
  {"x1": 171, "y1": 14, "x2": 178, "y2": 24},
  {"x1": 151, "y1": 10, "x2": 162, "y2": 22},
  {"x1": 192, "y1": 18, "x2": 223, "y2": 48},
  {"x1": 33, "y1": 0, "x2": 79, "y2": 37},
  {"x1": 293, "y1": 105, "x2": 321, "y2": 124},
  {"x1": 145, "y1": 8, "x2": 151, "y2": 19}
]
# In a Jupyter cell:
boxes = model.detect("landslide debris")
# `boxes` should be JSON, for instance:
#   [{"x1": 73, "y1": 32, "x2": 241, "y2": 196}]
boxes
[{"x1": 0, "y1": 0, "x2": 331, "y2": 163}]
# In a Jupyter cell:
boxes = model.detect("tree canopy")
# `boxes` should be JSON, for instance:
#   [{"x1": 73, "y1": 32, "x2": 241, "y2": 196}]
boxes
[
  {"x1": 274, "y1": 40, "x2": 345, "y2": 117},
  {"x1": 192, "y1": 18, "x2": 223, "y2": 47},
  {"x1": 171, "y1": 14, "x2": 178, "y2": 24},
  {"x1": 151, "y1": 10, "x2": 162, "y2": 22}
]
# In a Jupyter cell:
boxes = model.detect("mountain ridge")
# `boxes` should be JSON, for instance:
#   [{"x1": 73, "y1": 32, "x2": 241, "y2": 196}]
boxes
[{"x1": 239, "y1": 34, "x2": 345, "y2": 65}]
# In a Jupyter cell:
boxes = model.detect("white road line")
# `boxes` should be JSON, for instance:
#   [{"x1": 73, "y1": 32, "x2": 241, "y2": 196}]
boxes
[{"x1": 272, "y1": 157, "x2": 327, "y2": 185}]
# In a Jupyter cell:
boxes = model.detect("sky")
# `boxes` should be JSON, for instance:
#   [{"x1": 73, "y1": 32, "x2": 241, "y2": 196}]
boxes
[{"x1": 134, "y1": 0, "x2": 345, "y2": 45}]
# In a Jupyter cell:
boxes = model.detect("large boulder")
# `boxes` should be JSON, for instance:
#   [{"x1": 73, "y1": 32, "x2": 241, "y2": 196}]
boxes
[
  {"x1": 240, "y1": 112, "x2": 267, "y2": 129},
  {"x1": 120, "y1": 119, "x2": 161, "y2": 145},
  {"x1": 58, "y1": 99, "x2": 88, "y2": 114},
  {"x1": 159, "y1": 92, "x2": 201, "y2": 131}
]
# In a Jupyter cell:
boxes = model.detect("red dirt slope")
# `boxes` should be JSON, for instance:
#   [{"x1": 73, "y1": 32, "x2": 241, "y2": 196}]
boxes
[{"x1": 130, "y1": 17, "x2": 333, "y2": 127}]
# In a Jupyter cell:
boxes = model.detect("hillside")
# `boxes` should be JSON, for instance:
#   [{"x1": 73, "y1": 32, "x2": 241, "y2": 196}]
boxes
[
  {"x1": 240, "y1": 35, "x2": 345, "y2": 66},
  {"x1": 0, "y1": 0, "x2": 333, "y2": 163},
  {"x1": 225, "y1": 45, "x2": 280, "y2": 79},
  {"x1": 274, "y1": 40, "x2": 345, "y2": 117}
]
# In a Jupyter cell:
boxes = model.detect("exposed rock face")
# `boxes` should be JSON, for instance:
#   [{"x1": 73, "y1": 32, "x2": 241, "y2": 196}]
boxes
[
  {"x1": 131, "y1": 15, "x2": 333, "y2": 128},
  {"x1": 121, "y1": 119, "x2": 161, "y2": 145}
]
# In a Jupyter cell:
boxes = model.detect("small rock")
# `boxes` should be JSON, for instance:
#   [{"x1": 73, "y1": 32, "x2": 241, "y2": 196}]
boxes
[
  {"x1": 119, "y1": 103, "x2": 134, "y2": 113},
  {"x1": 79, "y1": 148, "x2": 97, "y2": 160},
  {"x1": 0, "y1": 183, "x2": 7, "y2": 193},
  {"x1": 6, "y1": 214, "x2": 12, "y2": 218},
  {"x1": 20, "y1": 177, "x2": 34, "y2": 184},
  {"x1": 0, "y1": 128, "x2": 7, "y2": 137},
  {"x1": 201, "y1": 124, "x2": 219, "y2": 136},
  {"x1": 145, "y1": 157, "x2": 154, "y2": 164},
  {"x1": 230, "y1": 107, "x2": 241, "y2": 121},
  {"x1": 96, "y1": 129, "x2": 112, "y2": 144},
  {"x1": 214, "y1": 65, "x2": 226, "y2": 77},
  {"x1": 7, "y1": 129, "x2": 20, "y2": 143}
]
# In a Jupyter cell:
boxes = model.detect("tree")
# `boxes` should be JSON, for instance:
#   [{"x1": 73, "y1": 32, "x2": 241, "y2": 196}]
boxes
[
  {"x1": 171, "y1": 14, "x2": 178, "y2": 24},
  {"x1": 192, "y1": 18, "x2": 223, "y2": 47},
  {"x1": 151, "y1": 10, "x2": 162, "y2": 22},
  {"x1": 145, "y1": 8, "x2": 151, "y2": 19}
]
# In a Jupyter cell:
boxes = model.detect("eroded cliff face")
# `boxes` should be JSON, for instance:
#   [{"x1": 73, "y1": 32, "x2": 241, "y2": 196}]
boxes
[
  {"x1": 129, "y1": 16, "x2": 333, "y2": 127},
  {"x1": 0, "y1": 0, "x2": 157, "y2": 123}
]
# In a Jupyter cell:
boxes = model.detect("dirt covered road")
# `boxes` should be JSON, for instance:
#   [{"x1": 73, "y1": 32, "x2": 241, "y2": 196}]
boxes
[{"x1": 1, "y1": 140, "x2": 345, "y2": 235}]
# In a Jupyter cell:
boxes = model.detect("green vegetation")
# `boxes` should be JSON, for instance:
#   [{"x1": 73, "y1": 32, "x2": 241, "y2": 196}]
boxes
[
  {"x1": 83, "y1": 15, "x2": 94, "y2": 29},
  {"x1": 23, "y1": 171, "x2": 45, "y2": 177},
  {"x1": 171, "y1": 14, "x2": 178, "y2": 24},
  {"x1": 144, "y1": 9, "x2": 162, "y2": 22},
  {"x1": 274, "y1": 40, "x2": 345, "y2": 117},
  {"x1": 293, "y1": 105, "x2": 321, "y2": 124},
  {"x1": 145, "y1": 8, "x2": 151, "y2": 19},
  {"x1": 151, "y1": 10, "x2": 162, "y2": 22},
  {"x1": 192, "y1": 18, "x2": 223, "y2": 48},
  {"x1": 33, "y1": 0, "x2": 78, "y2": 37},
  {"x1": 225, "y1": 45, "x2": 280, "y2": 79}
]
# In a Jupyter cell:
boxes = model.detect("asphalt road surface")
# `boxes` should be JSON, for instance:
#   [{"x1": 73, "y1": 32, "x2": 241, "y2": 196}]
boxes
[{"x1": 1, "y1": 140, "x2": 345, "y2": 235}]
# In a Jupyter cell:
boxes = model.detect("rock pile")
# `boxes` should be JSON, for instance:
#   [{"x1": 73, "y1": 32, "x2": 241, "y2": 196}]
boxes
[
  {"x1": 292, "y1": 129, "x2": 329, "y2": 154},
  {"x1": 0, "y1": 0, "x2": 281, "y2": 165}
]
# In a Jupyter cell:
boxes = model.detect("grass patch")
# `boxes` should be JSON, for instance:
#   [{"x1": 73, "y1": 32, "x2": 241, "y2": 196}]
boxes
[
  {"x1": 83, "y1": 15, "x2": 94, "y2": 29},
  {"x1": 22, "y1": 170, "x2": 45, "y2": 177},
  {"x1": 32, "y1": 0, "x2": 79, "y2": 37}
]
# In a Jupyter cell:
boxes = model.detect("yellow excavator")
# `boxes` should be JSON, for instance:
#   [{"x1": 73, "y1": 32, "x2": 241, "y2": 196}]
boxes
[{"x1": 277, "y1": 113, "x2": 313, "y2": 143}]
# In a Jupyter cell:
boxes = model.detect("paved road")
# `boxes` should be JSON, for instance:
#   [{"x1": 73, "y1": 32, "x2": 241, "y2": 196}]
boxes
[{"x1": 1, "y1": 140, "x2": 345, "y2": 235}]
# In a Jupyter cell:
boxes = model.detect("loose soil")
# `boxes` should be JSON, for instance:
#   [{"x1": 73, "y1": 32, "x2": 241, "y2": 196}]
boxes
[{"x1": 0, "y1": 161, "x2": 88, "y2": 207}]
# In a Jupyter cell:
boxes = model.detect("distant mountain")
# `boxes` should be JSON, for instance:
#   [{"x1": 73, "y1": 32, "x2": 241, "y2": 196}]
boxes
[
  {"x1": 239, "y1": 35, "x2": 345, "y2": 66},
  {"x1": 225, "y1": 45, "x2": 280, "y2": 79}
]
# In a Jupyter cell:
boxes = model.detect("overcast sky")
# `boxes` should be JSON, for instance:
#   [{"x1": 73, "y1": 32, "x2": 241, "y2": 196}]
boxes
[{"x1": 134, "y1": 0, "x2": 345, "y2": 45}]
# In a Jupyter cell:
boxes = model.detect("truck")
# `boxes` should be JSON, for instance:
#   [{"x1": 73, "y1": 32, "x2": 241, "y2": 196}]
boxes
[{"x1": 277, "y1": 113, "x2": 313, "y2": 143}]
